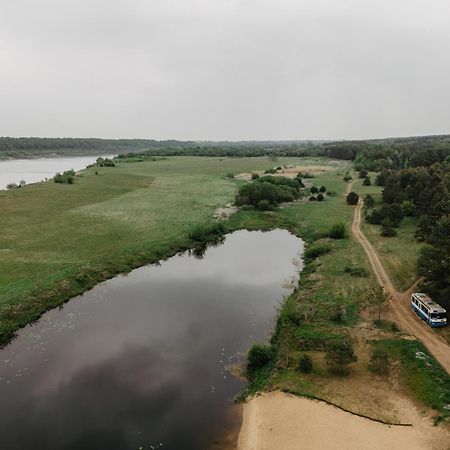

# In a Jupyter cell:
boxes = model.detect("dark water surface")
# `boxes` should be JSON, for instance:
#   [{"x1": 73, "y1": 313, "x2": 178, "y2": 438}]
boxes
[{"x1": 0, "y1": 230, "x2": 303, "y2": 450}]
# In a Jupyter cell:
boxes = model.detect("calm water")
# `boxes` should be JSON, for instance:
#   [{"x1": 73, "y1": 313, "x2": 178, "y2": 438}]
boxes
[
  {"x1": 0, "y1": 229, "x2": 303, "y2": 450},
  {"x1": 0, "y1": 155, "x2": 113, "y2": 189}
]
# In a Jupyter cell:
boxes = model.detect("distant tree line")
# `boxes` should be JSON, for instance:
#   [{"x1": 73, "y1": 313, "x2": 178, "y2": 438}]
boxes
[
  {"x1": 117, "y1": 144, "x2": 325, "y2": 159},
  {"x1": 0, "y1": 137, "x2": 194, "y2": 159},
  {"x1": 3, "y1": 134, "x2": 450, "y2": 162}
]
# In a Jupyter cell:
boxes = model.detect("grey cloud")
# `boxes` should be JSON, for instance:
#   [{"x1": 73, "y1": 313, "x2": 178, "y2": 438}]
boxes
[{"x1": 1, "y1": 0, "x2": 449, "y2": 139}]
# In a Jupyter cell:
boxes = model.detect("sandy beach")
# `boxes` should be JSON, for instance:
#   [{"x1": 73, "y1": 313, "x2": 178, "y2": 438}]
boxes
[{"x1": 237, "y1": 392, "x2": 450, "y2": 450}]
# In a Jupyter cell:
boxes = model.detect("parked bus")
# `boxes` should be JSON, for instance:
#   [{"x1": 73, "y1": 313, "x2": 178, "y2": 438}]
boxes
[{"x1": 411, "y1": 293, "x2": 447, "y2": 327}]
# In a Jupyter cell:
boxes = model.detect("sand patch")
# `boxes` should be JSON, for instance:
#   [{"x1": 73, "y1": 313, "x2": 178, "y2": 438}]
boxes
[
  {"x1": 236, "y1": 165, "x2": 334, "y2": 181},
  {"x1": 238, "y1": 392, "x2": 449, "y2": 450}
]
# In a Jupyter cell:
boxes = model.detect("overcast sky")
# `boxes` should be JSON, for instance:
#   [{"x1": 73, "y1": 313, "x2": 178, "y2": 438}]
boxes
[{"x1": 1, "y1": 0, "x2": 450, "y2": 141}]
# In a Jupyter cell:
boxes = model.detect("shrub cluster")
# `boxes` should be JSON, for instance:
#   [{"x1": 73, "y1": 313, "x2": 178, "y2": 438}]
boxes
[
  {"x1": 96, "y1": 157, "x2": 115, "y2": 167},
  {"x1": 366, "y1": 203, "x2": 404, "y2": 227},
  {"x1": 328, "y1": 223, "x2": 347, "y2": 239},
  {"x1": 304, "y1": 243, "x2": 332, "y2": 261},
  {"x1": 188, "y1": 222, "x2": 226, "y2": 242},
  {"x1": 53, "y1": 170, "x2": 75, "y2": 184},
  {"x1": 235, "y1": 176, "x2": 303, "y2": 209}
]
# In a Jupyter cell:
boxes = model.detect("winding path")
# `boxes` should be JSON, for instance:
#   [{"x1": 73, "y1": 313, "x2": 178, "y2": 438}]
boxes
[{"x1": 349, "y1": 184, "x2": 450, "y2": 374}]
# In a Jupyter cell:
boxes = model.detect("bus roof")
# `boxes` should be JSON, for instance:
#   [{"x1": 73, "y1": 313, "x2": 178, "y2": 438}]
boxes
[{"x1": 412, "y1": 293, "x2": 446, "y2": 313}]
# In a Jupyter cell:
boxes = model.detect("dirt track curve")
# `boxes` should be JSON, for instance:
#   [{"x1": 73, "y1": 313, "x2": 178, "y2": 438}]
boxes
[{"x1": 348, "y1": 183, "x2": 450, "y2": 374}]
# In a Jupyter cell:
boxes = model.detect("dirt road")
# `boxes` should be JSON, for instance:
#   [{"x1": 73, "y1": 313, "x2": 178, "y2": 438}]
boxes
[{"x1": 349, "y1": 186, "x2": 450, "y2": 374}]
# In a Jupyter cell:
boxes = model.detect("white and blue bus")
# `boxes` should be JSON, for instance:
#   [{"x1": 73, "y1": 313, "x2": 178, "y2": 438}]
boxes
[{"x1": 411, "y1": 293, "x2": 447, "y2": 327}]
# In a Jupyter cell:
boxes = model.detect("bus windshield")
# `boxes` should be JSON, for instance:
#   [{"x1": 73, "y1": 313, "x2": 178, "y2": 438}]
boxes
[{"x1": 431, "y1": 312, "x2": 446, "y2": 320}]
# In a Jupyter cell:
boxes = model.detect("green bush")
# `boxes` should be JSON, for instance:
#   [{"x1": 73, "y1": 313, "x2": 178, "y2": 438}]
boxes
[
  {"x1": 188, "y1": 222, "x2": 226, "y2": 242},
  {"x1": 367, "y1": 204, "x2": 404, "y2": 227},
  {"x1": 235, "y1": 176, "x2": 301, "y2": 208},
  {"x1": 246, "y1": 344, "x2": 275, "y2": 378},
  {"x1": 226, "y1": 173, "x2": 235, "y2": 179},
  {"x1": 257, "y1": 199, "x2": 272, "y2": 211},
  {"x1": 381, "y1": 218, "x2": 397, "y2": 237},
  {"x1": 298, "y1": 354, "x2": 313, "y2": 373},
  {"x1": 53, "y1": 169, "x2": 75, "y2": 184},
  {"x1": 329, "y1": 223, "x2": 347, "y2": 239},
  {"x1": 251, "y1": 173, "x2": 260, "y2": 180},
  {"x1": 96, "y1": 157, "x2": 115, "y2": 167},
  {"x1": 319, "y1": 185, "x2": 327, "y2": 193},
  {"x1": 363, "y1": 175, "x2": 371, "y2": 186},
  {"x1": 346, "y1": 192, "x2": 359, "y2": 205},
  {"x1": 310, "y1": 186, "x2": 319, "y2": 194},
  {"x1": 309, "y1": 195, "x2": 317, "y2": 201},
  {"x1": 304, "y1": 243, "x2": 332, "y2": 261},
  {"x1": 400, "y1": 200, "x2": 416, "y2": 216},
  {"x1": 317, "y1": 193, "x2": 324, "y2": 201}
]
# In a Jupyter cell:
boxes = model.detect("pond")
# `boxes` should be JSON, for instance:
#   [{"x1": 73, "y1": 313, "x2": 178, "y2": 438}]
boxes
[
  {"x1": 0, "y1": 155, "x2": 113, "y2": 189},
  {"x1": 0, "y1": 229, "x2": 303, "y2": 450}
]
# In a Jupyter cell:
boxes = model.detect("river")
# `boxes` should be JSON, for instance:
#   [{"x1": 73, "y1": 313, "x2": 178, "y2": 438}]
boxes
[
  {"x1": 0, "y1": 155, "x2": 114, "y2": 189},
  {"x1": 0, "y1": 229, "x2": 303, "y2": 450}
]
